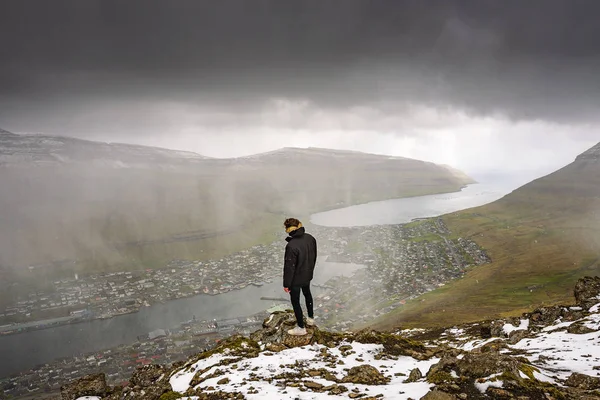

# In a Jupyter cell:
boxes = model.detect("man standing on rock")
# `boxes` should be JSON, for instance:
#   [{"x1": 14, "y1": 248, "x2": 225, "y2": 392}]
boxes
[{"x1": 283, "y1": 218, "x2": 317, "y2": 335}]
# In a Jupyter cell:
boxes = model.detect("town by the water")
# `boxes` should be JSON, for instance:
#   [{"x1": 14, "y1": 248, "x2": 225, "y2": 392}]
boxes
[{"x1": 0, "y1": 218, "x2": 490, "y2": 398}]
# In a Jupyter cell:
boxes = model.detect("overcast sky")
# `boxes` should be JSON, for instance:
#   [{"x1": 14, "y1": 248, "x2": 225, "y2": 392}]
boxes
[{"x1": 1, "y1": 0, "x2": 598, "y2": 179}]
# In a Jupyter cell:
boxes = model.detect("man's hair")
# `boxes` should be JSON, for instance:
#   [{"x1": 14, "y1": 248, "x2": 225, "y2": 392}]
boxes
[{"x1": 283, "y1": 218, "x2": 302, "y2": 229}]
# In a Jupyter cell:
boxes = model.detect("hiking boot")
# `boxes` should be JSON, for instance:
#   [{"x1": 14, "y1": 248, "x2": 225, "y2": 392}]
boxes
[
  {"x1": 306, "y1": 317, "x2": 315, "y2": 326},
  {"x1": 287, "y1": 326, "x2": 307, "y2": 336}
]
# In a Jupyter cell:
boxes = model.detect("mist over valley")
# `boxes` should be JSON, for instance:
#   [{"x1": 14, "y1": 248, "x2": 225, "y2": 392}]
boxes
[{"x1": 2, "y1": 1, "x2": 600, "y2": 399}]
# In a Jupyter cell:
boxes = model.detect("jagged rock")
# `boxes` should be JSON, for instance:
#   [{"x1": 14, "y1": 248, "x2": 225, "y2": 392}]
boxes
[
  {"x1": 508, "y1": 329, "x2": 529, "y2": 344},
  {"x1": 282, "y1": 329, "x2": 314, "y2": 347},
  {"x1": 304, "y1": 380, "x2": 324, "y2": 390},
  {"x1": 475, "y1": 339, "x2": 506, "y2": 353},
  {"x1": 194, "y1": 335, "x2": 260, "y2": 362},
  {"x1": 325, "y1": 384, "x2": 348, "y2": 394},
  {"x1": 341, "y1": 365, "x2": 390, "y2": 385},
  {"x1": 122, "y1": 385, "x2": 171, "y2": 400},
  {"x1": 480, "y1": 325, "x2": 492, "y2": 339},
  {"x1": 486, "y1": 387, "x2": 513, "y2": 398},
  {"x1": 130, "y1": 364, "x2": 167, "y2": 387},
  {"x1": 420, "y1": 389, "x2": 456, "y2": 399},
  {"x1": 528, "y1": 306, "x2": 563, "y2": 326},
  {"x1": 565, "y1": 372, "x2": 600, "y2": 390},
  {"x1": 567, "y1": 322, "x2": 597, "y2": 334},
  {"x1": 455, "y1": 352, "x2": 522, "y2": 378},
  {"x1": 574, "y1": 276, "x2": 600, "y2": 309},
  {"x1": 250, "y1": 311, "x2": 315, "y2": 348},
  {"x1": 182, "y1": 389, "x2": 246, "y2": 399},
  {"x1": 265, "y1": 343, "x2": 287, "y2": 352},
  {"x1": 60, "y1": 373, "x2": 108, "y2": 400},
  {"x1": 490, "y1": 320, "x2": 507, "y2": 337},
  {"x1": 405, "y1": 368, "x2": 423, "y2": 383},
  {"x1": 426, "y1": 356, "x2": 459, "y2": 384}
]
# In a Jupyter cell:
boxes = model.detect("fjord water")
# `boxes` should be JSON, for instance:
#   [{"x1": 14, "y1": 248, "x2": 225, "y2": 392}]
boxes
[
  {"x1": 0, "y1": 261, "x2": 362, "y2": 378},
  {"x1": 0, "y1": 182, "x2": 516, "y2": 378},
  {"x1": 310, "y1": 182, "x2": 515, "y2": 227}
]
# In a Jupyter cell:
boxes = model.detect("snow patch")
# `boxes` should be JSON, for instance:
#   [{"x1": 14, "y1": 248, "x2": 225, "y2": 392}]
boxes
[
  {"x1": 170, "y1": 341, "x2": 438, "y2": 399},
  {"x1": 502, "y1": 319, "x2": 529, "y2": 335},
  {"x1": 475, "y1": 379, "x2": 503, "y2": 393},
  {"x1": 511, "y1": 315, "x2": 600, "y2": 380}
]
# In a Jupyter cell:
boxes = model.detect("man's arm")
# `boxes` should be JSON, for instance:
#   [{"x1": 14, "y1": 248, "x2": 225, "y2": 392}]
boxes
[{"x1": 283, "y1": 245, "x2": 298, "y2": 289}]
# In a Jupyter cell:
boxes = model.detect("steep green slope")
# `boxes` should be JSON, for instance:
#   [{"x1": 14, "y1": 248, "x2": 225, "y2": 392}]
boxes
[{"x1": 370, "y1": 143, "x2": 600, "y2": 330}]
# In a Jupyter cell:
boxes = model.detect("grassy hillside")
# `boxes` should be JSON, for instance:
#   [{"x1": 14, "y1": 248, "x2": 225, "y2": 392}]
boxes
[{"x1": 369, "y1": 143, "x2": 600, "y2": 330}]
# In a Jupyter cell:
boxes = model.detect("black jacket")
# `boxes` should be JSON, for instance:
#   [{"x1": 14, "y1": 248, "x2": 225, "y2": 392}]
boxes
[{"x1": 283, "y1": 227, "x2": 318, "y2": 288}]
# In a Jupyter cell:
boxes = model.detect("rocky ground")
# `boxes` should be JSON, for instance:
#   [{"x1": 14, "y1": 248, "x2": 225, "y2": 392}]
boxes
[{"x1": 56, "y1": 277, "x2": 600, "y2": 400}]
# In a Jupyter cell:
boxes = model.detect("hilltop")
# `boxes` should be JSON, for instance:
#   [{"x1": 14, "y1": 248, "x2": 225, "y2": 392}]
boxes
[
  {"x1": 0, "y1": 130, "x2": 209, "y2": 168},
  {"x1": 0, "y1": 130, "x2": 472, "y2": 288},
  {"x1": 369, "y1": 141, "x2": 600, "y2": 330},
  {"x1": 46, "y1": 277, "x2": 600, "y2": 400}
]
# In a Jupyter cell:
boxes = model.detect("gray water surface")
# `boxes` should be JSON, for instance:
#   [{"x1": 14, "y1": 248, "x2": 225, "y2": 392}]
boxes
[
  {"x1": 310, "y1": 183, "x2": 515, "y2": 227},
  {"x1": 0, "y1": 261, "x2": 362, "y2": 378}
]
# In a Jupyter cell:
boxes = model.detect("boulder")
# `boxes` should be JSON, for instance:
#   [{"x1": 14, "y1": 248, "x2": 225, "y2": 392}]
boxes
[
  {"x1": 130, "y1": 364, "x2": 167, "y2": 387},
  {"x1": 565, "y1": 372, "x2": 600, "y2": 390},
  {"x1": 282, "y1": 329, "x2": 314, "y2": 347},
  {"x1": 479, "y1": 325, "x2": 492, "y2": 339},
  {"x1": 341, "y1": 364, "x2": 389, "y2": 385},
  {"x1": 574, "y1": 276, "x2": 600, "y2": 309},
  {"x1": 508, "y1": 329, "x2": 529, "y2": 344},
  {"x1": 490, "y1": 320, "x2": 507, "y2": 337},
  {"x1": 567, "y1": 322, "x2": 597, "y2": 335},
  {"x1": 250, "y1": 310, "x2": 317, "y2": 349},
  {"x1": 60, "y1": 373, "x2": 108, "y2": 400},
  {"x1": 420, "y1": 390, "x2": 457, "y2": 399},
  {"x1": 405, "y1": 367, "x2": 423, "y2": 383},
  {"x1": 528, "y1": 306, "x2": 563, "y2": 326},
  {"x1": 455, "y1": 352, "x2": 522, "y2": 379},
  {"x1": 426, "y1": 356, "x2": 459, "y2": 384}
]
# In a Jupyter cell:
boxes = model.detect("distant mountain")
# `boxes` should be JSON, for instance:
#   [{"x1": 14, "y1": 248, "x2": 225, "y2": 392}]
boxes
[
  {"x1": 0, "y1": 127, "x2": 17, "y2": 135},
  {"x1": 372, "y1": 142, "x2": 600, "y2": 329},
  {"x1": 0, "y1": 130, "x2": 473, "y2": 283},
  {"x1": 0, "y1": 132, "x2": 209, "y2": 168}
]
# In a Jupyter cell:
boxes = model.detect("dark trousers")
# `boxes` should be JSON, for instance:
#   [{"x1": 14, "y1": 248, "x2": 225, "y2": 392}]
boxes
[{"x1": 290, "y1": 284, "x2": 314, "y2": 328}]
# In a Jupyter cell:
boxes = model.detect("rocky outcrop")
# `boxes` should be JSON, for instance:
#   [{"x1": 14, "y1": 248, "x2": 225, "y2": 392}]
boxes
[
  {"x1": 565, "y1": 372, "x2": 600, "y2": 390},
  {"x1": 60, "y1": 373, "x2": 108, "y2": 400},
  {"x1": 574, "y1": 276, "x2": 600, "y2": 309},
  {"x1": 341, "y1": 365, "x2": 389, "y2": 385},
  {"x1": 250, "y1": 310, "x2": 316, "y2": 348}
]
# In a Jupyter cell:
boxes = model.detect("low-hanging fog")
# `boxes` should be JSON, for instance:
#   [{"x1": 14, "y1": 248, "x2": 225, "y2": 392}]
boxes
[{"x1": 1, "y1": 0, "x2": 600, "y2": 391}]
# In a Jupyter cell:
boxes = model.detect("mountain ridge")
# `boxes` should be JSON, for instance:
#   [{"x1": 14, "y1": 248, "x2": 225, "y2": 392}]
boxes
[{"x1": 0, "y1": 129, "x2": 446, "y2": 166}]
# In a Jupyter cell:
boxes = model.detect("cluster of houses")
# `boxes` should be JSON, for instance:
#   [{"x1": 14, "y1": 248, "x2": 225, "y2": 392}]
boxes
[
  {"x1": 0, "y1": 240, "x2": 286, "y2": 333},
  {"x1": 0, "y1": 313, "x2": 268, "y2": 398},
  {"x1": 309, "y1": 219, "x2": 491, "y2": 330}
]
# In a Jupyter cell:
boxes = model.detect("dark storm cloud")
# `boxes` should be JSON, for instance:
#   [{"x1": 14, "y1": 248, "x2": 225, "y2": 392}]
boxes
[{"x1": 1, "y1": 0, "x2": 600, "y2": 131}]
